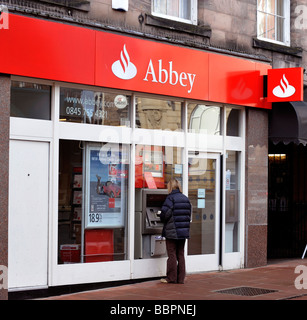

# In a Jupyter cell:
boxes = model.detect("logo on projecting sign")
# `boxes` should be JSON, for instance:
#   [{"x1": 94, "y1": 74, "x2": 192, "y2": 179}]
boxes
[{"x1": 267, "y1": 68, "x2": 304, "y2": 102}]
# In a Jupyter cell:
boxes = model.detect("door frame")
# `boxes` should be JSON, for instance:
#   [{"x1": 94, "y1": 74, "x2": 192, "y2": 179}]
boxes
[{"x1": 186, "y1": 151, "x2": 221, "y2": 273}]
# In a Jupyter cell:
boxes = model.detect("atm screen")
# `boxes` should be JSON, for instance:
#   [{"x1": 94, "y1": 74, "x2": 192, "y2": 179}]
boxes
[{"x1": 146, "y1": 193, "x2": 167, "y2": 208}]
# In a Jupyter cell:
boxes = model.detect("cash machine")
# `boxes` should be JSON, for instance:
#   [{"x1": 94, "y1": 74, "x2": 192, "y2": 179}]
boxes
[{"x1": 135, "y1": 188, "x2": 168, "y2": 259}]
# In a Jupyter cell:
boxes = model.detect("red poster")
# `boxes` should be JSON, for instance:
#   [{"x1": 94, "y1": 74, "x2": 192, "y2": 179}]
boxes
[
  {"x1": 144, "y1": 172, "x2": 157, "y2": 189},
  {"x1": 109, "y1": 198, "x2": 115, "y2": 208}
]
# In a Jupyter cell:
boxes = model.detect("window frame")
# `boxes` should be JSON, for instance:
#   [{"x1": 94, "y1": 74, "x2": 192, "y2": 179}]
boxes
[
  {"x1": 151, "y1": 0, "x2": 198, "y2": 25},
  {"x1": 257, "y1": 0, "x2": 290, "y2": 46}
]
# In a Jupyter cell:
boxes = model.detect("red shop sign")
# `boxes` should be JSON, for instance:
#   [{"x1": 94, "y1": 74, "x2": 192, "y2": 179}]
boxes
[
  {"x1": 95, "y1": 32, "x2": 209, "y2": 101},
  {"x1": 267, "y1": 68, "x2": 304, "y2": 102},
  {"x1": 0, "y1": 13, "x2": 272, "y2": 108}
]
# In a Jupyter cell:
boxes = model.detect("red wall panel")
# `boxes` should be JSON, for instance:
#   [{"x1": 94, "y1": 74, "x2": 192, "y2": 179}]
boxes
[{"x1": 0, "y1": 14, "x2": 96, "y2": 85}]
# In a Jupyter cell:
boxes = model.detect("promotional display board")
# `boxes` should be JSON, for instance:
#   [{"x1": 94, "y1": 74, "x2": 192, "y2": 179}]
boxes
[{"x1": 85, "y1": 144, "x2": 128, "y2": 229}]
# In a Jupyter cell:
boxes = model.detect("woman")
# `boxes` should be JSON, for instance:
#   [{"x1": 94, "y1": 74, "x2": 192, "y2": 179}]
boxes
[{"x1": 160, "y1": 178, "x2": 192, "y2": 284}]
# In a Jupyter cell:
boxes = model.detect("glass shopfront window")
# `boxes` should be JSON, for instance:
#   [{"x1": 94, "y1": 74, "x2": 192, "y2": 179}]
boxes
[
  {"x1": 225, "y1": 150, "x2": 240, "y2": 253},
  {"x1": 58, "y1": 139, "x2": 129, "y2": 264},
  {"x1": 135, "y1": 97, "x2": 182, "y2": 131},
  {"x1": 60, "y1": 87, "x2": 130, "y2": 126},
  {"x1": 188, "y1": 103, "x2": 221, "y2": 135},
  {"x1": 226, "y1": 107, "x2": 241, "y2": 137},
  {"x1": 134, "y1": 145, "x2": 183, "y2": 259},
  {"x1": 135, "y1": 145, "x2": 183, "y2": 189},
  {"x1": 10, "y1": 70, "x2": 247, "y2": 286},
  {"x1": 11, "y1": 81, "x2": 51, "y2": 120},
  {"x1": 188, "y1": 156, "x2": 217, "y2": 255}
]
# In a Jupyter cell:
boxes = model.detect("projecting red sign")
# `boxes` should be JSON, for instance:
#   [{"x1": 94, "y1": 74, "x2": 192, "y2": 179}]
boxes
[{"x1": 267, "y1": 68, "x2": 304, "y2": 102}]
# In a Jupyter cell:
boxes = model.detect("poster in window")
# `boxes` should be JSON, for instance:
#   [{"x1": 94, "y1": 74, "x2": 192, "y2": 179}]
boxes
[{"x1": 85, "y1": 144, "x2": 128, "y2": 228}]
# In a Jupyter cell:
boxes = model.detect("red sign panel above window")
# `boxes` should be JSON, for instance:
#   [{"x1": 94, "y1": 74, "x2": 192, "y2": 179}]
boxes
[
  {"x1": 267, "y1": 68, "x2": 304, "y2": 102},
  {"x1": 95, "y1": 32, "x2": 272, "y2": 108},
  {"x1": 0, "y1": 13, "x2": 272, "y2": 109},
  {"x1": 95, "y1": 32, "x2": 209, "y2": 101}
]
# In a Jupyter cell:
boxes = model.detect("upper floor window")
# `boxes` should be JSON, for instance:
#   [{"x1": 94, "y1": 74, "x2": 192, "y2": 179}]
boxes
[
  {"x1": 257, "y1": 0, "x2": 290, "y2": 46},
  {"x1": 152, "y1": 0, "x2": 197, "y2": 25}
]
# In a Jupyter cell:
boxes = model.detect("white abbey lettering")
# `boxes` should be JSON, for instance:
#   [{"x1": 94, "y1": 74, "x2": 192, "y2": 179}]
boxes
[{"x1": 143, "y1": 59, "x2": 196, "y2": 93}]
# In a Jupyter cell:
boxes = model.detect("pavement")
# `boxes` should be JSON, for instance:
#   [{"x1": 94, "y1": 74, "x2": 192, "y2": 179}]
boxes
[{"x1": 40, "y1": 259, "x2": 307, "y2": 301}]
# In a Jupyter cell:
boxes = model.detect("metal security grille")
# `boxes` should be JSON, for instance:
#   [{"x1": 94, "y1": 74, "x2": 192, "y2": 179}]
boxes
[{"x1": 215, "y1": 286, "x2": 278, "y2": 297}]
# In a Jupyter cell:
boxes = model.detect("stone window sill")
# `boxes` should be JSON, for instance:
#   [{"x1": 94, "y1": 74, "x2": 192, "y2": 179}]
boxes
[
  {"x1": 145, "y1": 14, "x2": 211, "y2": 38},
  {"x1": 253, "y1": 38, "x2": 302, "y2": 57}
]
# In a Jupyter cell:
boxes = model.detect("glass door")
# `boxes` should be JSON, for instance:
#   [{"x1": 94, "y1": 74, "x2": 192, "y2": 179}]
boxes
[{"x1": 186, "y1": 152, "x2": 220, "y2": 272}]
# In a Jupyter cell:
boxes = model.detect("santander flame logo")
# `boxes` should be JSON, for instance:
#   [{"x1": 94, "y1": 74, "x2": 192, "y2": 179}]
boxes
[
  {"x1": 112, "y1": 44, "x2": 137, "y2": 80},
  {"x1": 272, "y1": 74, "x2": 296, "y2": 98}
]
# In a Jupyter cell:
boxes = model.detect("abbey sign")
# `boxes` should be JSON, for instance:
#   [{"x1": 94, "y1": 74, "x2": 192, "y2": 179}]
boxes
[{"x1": 1, "y1": 13, "x2": 274, "y2": 108}]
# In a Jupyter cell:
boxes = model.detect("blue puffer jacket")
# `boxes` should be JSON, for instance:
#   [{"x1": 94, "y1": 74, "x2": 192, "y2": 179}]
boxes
[{"x1": 160, "y1": 189, "x2": 192, "y2": 240}]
